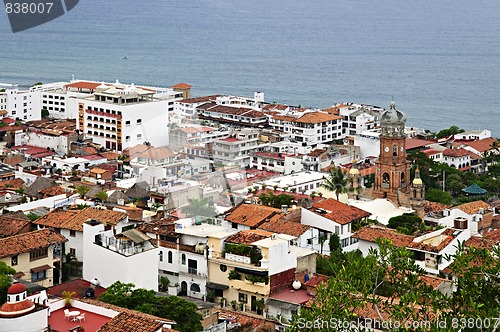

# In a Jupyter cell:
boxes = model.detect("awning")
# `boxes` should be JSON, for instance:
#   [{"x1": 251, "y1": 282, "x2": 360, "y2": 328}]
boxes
[
  {"x1": 30, "y1": 264, "x2": 51, "y2": 273},
  {"x1": 235, "y1": 267, "x2": 268, "y2": 277},
  {"x1": 121, "y1": 229, "x2": 150, "y2": 243},
  {"x1": 206, "y1": 282, "x2": 229, "y2": 290},
  {"x1": 462, "y1": 183, "x2": 487, "y2": 195}
]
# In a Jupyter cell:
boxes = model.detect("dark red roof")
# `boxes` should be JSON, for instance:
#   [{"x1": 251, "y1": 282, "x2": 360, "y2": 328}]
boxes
[{"x1": 7, "y1": 283, "x2": 26, "y2": 294}]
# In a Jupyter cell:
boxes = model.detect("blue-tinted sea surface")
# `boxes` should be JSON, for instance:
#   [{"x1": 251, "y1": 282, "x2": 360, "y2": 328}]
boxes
[{"x1": 1, "y1": 0, "x2": 499, "y2": 135}]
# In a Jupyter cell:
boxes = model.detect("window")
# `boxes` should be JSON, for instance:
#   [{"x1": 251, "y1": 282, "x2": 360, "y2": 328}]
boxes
[
  {"x1": 239, "y1": 293, "x2": 248, "y2": 303},
  {"x1": 30, "y1": 247, "x2": 48, "y2": 261},
  {"x1": 11, "y1": 255, "x2": 18, "y2": 266},
  {"x1": 188, "y1": 259, "x2": 198, "y2": 274},
  {"x1": 159, "y1": 251, "x2": 163, "y2": 262},
  {"x1": 220, "y1": 264, "x2": 227, "y2": 272},
  {"x1": 231, "y1": 222, "x2": 238, "y2": 229},
  {"x1": 69, "y1": 230, "x2": 76, "y2": 237},
  {"x1": 137, "y1": 119, "x2": 142, "y2": 124},
  {"x1": 137, "y1": 134, "x2": 142, "y2": 140},
  {"x1": 203, "y1": 309, "x2": 210, "y2": 318},
  {"x1": 31, "y1": 270, "x2": 47, "y2": 282},
  {"x1": 168, "y1": 251, "x2": 172, "y2": 263},
  {"x1": 181, "y1": 253, "x2": 186, "y2": 265},
  {"x1": 125, "y1": 120, "x2": 130, "y2": 126},
  {"x1": 70, "y1": 248, "x2": 76, "y2": 256},
  {"x1": 126, "y1": 136, "x2": 130, "y2": 142}
]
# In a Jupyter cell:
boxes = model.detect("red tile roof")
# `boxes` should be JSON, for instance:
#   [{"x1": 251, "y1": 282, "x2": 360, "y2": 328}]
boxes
[
  {"x1": 0, "y1": 216, "x2": 30, "y2": 237},
  {"x1": 484, "y1": 228, "x2": 500, "y2": 241},
  {"x1": 463, "y1": 137, "x2": 496, "y2": 153},
  {"x1": 0, "y1": 229, "x2": 67, "y2": 258},
  {"x1": 0, "y1": 178, "x2": 25, "y2": 190},
  {"x1": 304, "y1": 273, "x2": 329, "y2": 287},
  {"x1": 225, "y1": 204, "x2": 284, "y2": 227},
  {"x1": 65, "y1": 81, "x2": 101, "y2": 90},
  {"x1": 408, "y1": 228, "x2": 458, "y2": 253},
  {"x1": 310, "y1": 198, "x2": 370, "y2": 225},
  {"x1": 46, "y1": 278, "x2": 107, "y2": 299},
  {"x1": 454, "y1": 200, "x2": 490, "y2": 215},
  {"x1": 258, "y1": 218, "x2": 310, "y2": 237},
  {"x1": 464, "y1": 236, "x2": 498, "y2": 250},
  {"x1": 352, "y1": 226, "x2": 414, "y2": 247},
  {"x1": 405, "y1": 138, "x2": 432, "y2": 150},
  {"x1": 442, "y1": 148, "x2": 470, "y2": 157},
  {"x1": 180, "y1": 95, "x2": 221, "y2": 104},
  {"x1": 225, "y1": 230, "x2": 273, "y2": 245},
  {"x1": 125, "y1": 144, "x2": 176, "y2": 160},
  {"x1": 172, "y1": 82, "x2": 192, "y2": 89}
]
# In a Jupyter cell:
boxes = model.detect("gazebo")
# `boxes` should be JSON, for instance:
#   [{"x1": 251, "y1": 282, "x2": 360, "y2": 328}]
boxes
[{"x1": 462, "y1": 183, "x2": 487, "y2": 195}]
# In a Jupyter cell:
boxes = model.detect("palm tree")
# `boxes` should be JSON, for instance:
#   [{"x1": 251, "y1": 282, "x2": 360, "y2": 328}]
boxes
[
  {"x1": 181, "y1": 198, "x2": 217, "y2": 218},
  {"x1": 321, "y1": 167, "x2": 348, "y2": 201},
  {"x1": 75, "y1": 185, "x2": 89, "y2": 198},
  {"x1": 95, "y1": 191, "x2": 108, "y2": 203}
]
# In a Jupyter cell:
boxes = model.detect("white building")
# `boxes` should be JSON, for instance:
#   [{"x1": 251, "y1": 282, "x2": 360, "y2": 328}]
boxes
[
  {"x1": 301, "y1": 198, "x2": 370, "y2": 254},
  {"x1": 442, "y1": 148, "x2": 471, "y2": 170},
  {"x1": 454, "y1": 129, "x2": 491, "y2": 141},
  {"x1": 270, "y1": 112, "x2": 343, "y2": 145},
  {"x1": 83, "y1": 219, "x2": 159, "y2": 290},
  {"x1": 334, "y1": 103, "x2": 383, "y2": 138},
  {"x1": 255, "y1": 171, "x2": 326, "y2": 194},
  {"x1": 75, "y1": 80, "x2": 182, "y2": 151},
  {"x1": 354, "y1": 130, "x2": 381, "y2": 160},
  {"x1": 212, "y1": 129, "x2": 267, "y2": 168},
  {"x1": 0, "y1": 87, "x2": 42, "y2": 121}
]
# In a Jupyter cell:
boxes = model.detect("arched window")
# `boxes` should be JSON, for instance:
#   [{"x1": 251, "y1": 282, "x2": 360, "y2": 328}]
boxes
[
  {"x1": 181, "y1": 253, "x2": 186, "y2": 265},
  {"x1": 16, "y1": 295, "x2": 19, "y2": 301},
  {"x1": 190, "y1": 283, "x2": 201, "y2": 293},
  {"x1": 159, "y1": 251, "x2": 163, "y2": 262},
  {"x1": 382, "y1": 173, "x2": 390, "y2": 184},
  {"x1": 168, "y1": 251, "x2": 173, "y2": 264},
  {"x1": 401, "y1": 172, "x2": 406, "y2": 187},
  {"x1": 393, "y1": 145, "x2": 398, "y2": 156}
]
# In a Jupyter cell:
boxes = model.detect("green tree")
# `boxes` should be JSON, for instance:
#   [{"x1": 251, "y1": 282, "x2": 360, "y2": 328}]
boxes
[
  {"x1": 329, "y1": 233, "x2": 341, "y2": 253},
  {"x1": 321, "y1": 167, "x2": 348, "y2": 201},
  {"x1": 436, "y1": 125, "x2": 465, "y2": 138},
  {"x1": 446, "y1": 173, "x2": 465, "y2": 195},
  {"x1": 99, "y1": 281, "x2": 202, "y2": 332},
  {"x1": 387, "y1": 213, "x2": 424, "y2": 235},
  {"x1": 181, "y1": 198, "x2": 217, "y2": 218},
  {"x1": 425, "y1": 188, "x2": 453, "y2": 205},
  {"x1": 95, "y1": 191, "x2": 109, "y2": 203},
  {"x1": 258, "y1": 192, "x2": 294, "y2": 208},
  {"x1": 75, "y1": 185, "x2": 89, "y2": 198},
  {"x1": 41, "y1": 108, "x2": 49, "y2": 118},
  {"x1": 0, "y1": 261, "x2": 16, "y2": 303}
]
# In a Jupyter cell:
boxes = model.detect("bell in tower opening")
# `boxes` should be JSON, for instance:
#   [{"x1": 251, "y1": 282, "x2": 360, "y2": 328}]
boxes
[{"x1": 373, "y1": 101, "x2": 411, "y2": 204}]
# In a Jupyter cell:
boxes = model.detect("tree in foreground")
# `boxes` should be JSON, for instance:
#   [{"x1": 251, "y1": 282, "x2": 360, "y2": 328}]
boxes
[
  {"x1": 99, "y1": 281, "x2": 202, "y2": 332},
  {"x1": 0, "y1": 261, "x2": 16, "y2": 303},
  {"x1": 292, "y1": 240, "x2": 500, "y2": 332}
]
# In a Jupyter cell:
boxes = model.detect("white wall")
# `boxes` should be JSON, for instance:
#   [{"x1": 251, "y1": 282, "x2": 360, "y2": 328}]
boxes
[
  {"x1": 267, "y1": 240, "x2": 297, "y2": 276},
  {"x1": 0, "y1": 307, "x2": 48, "y2": 332},
  {"x1": 61, "y1": 229, "x2": 84, "y2": 262},
  {"x1": 83, "y1": 223, "x2": 159, "y2": 291}
]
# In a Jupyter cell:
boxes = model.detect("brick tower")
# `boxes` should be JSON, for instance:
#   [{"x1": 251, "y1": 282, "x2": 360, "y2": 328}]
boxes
[{"x1": 373, "y1": 102, "x2": 410, "y2": 204}]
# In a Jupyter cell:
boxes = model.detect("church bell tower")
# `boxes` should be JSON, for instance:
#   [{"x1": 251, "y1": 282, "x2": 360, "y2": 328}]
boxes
[{"x1": 373, "y1": 102, "x2": 411, "y2": 204}]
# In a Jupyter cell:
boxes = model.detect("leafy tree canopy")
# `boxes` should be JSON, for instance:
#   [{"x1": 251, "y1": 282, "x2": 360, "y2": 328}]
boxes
[
  {"x1": 425, "y1": 188, "x2": 453, "y2": 205},
  {"x1": 387, "y1": 213, "x2": 424, "y2": 235},
  {"x1": 258, "y1": 192, "x2": 295, "y2": 208},
  {"x1": 0, "y1": 261, "x2": 16, "y2": 303},
  {"x1": 293, "y1": 240, "x2": 500, "y2": 332},
  {"x1": 99, "y1": 281, "x2": 202, "y2": 332},
  {"x1": 436, "y1": 125, "x2": 465, "y2": 138},
  {"x1": 181, "y1": 198, "x2": 217, "y2": 218}
]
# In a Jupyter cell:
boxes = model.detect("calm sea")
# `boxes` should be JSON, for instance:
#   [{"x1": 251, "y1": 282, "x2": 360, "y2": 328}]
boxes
[{"x1": 1, "y1": 0, "x2": 499, "y2": 136}]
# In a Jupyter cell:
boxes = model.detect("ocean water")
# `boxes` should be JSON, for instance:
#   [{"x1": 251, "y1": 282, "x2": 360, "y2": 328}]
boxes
[{"x1": 1, "y1": 0, "x2": 499, "y2": 136}]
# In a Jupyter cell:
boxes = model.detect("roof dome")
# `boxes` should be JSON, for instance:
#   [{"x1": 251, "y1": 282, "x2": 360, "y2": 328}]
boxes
[
  {"x1": 380, "y1": 101, "x2": 406, "y2": 126},
  {"x1": 0, "y1": 300, "x2": 35, "y2": 317},
  {"x1": 412, "y1": 168, "x2": 423, "y2": 186},
  {"x1": 7, "y1": 283, "x2": 26, "y2": 295}
]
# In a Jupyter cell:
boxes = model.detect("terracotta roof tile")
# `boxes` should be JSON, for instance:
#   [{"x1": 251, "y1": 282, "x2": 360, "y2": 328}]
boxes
[
  {"x1": 225, "y1": 204, "x2": 284, "y2": 228},
  {"x1": 225, "y1": 230, "x2": 273, "y2": 245},
  {"x1": 0, "y1": 216, "x2": 30, "y2": 237},
  {"x1": 418, "y1": 275, "x2": 449, "y2": 289},
  {"x1": 0, "y1": 178, "x2": 25, "y2": 190},
  {"x1": 32, "y1": 210, "x2": 81, "y2": 229},
  {"x1": 218, "y1": 309, "x2": 265, "y2": 330},
  {"x1": 464, "y1": 236, "x2": 499, "y2": 250},
  {"x1": 39, "y1": 186, "x2": 67, "y2": 197},
  {"x1": 453, "y1": 200, "x2": 490, "y2": 215},
  {"x1": 442, "y1": 148, "x2": 470, "y2": 157},
  {"x1": 0, "y1": 229, "x2": 67, "y2": 258},
  {"x1": 98, "y1": 312, "x2": 164, "y2": 332},
  {"x1": 136, "y1": 217, "x2": 177, "y2": 237},
  {"x1": 172, "y1": 82, "x2": 192, "y2": 89},
  {"x1": 352, "y1": 226, "x2": 414, "y2": 247},
  {"x1": 125, "y1": 144, "x2": 176, "y2": 161},
  {"x1": 304, "y1": 273, "x2": 329, "y2": 287},
  {"x1": 408, "y1": 228, "x2": 458, "y2": 253},
  {"x1": 180, "y1": 95, "x2": 221, "y2": 104},
  {"x1": 310, "y1": 199, "x2": 370, "y2": 225},
  {"x1": 463, "y1": 137, "x2": 496, "y2": 153},
  {"x1": 258, "y1": 218, "x2": 310, "y2": 237},
  {"x1": 484, "y1": 228, "x2": 500, "y2": 241},
  {"x1": 424, "y1": 201, "x2": 450, "y2": 214}
]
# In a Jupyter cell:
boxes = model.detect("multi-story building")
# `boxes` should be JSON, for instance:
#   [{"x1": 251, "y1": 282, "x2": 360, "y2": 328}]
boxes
[
  {"x1": 0, "y1": 229, "x2": 67, "y2": 287},
  {"x1": 269, "y1": 112, "x2": 342, "y2": 145},
  {"x1": 0, "y1": 87, "x2": 42, "y2": 121},
  {"x1": 442, "y1": 148, "x2": 471, "y2": 170},
  {"x1": 212, "y1": 129, "x2": 268, "y2": 168},
  {"x1": 197, "y1": 103, "x2": 268, "y2": 128},
  {"x1": 334, "y1": 103, "x2": 384, "y2": 138},
  {"x1": 75, "y1": 81, "x2": 182, "y2": 151}
]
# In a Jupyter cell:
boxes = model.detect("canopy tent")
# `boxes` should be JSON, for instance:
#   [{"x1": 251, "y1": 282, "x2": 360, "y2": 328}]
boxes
[{"x1": 462, "y1": 183, "x2": 487, "y2": 195}]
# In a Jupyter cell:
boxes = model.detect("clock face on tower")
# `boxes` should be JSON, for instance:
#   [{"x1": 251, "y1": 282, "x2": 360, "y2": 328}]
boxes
[
  {"x1": 400, "y1": 146, "x2": 404, "y2": 152},
  {"x1": 384, "y1": 146, "x2": 389, "y2": 152}
]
